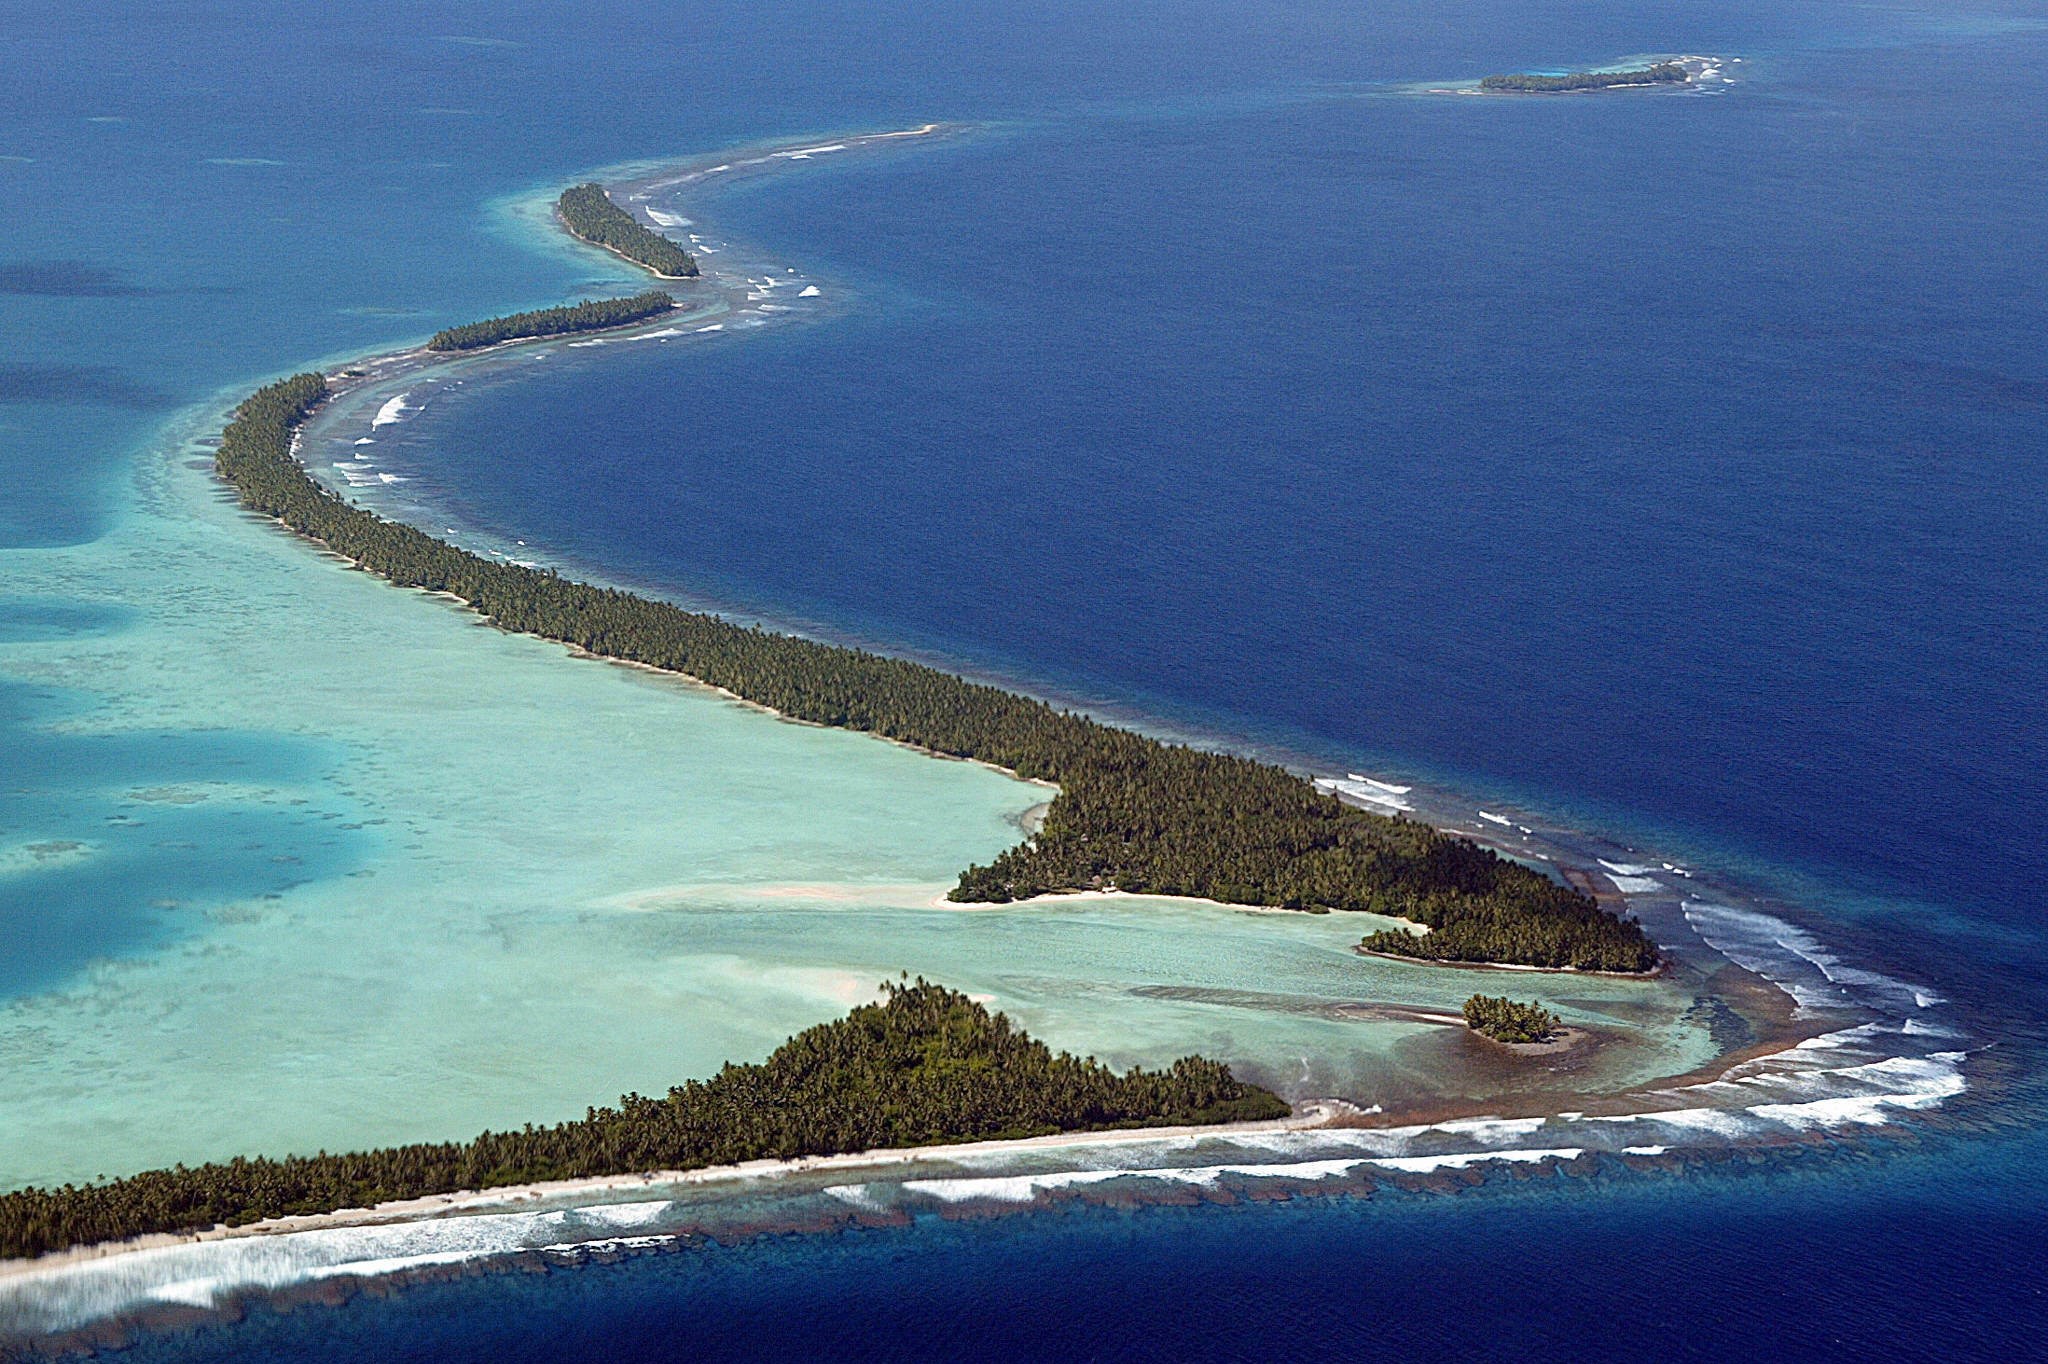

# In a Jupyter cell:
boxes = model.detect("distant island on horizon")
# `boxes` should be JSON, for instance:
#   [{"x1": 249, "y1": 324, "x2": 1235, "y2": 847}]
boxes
[{"x1": 1479, "y1": 61, "x2": 1690, "y2": 94}]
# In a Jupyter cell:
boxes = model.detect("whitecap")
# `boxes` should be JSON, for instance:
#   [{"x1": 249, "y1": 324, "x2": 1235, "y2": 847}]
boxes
[
  {"x1": 1315, "y1": 776, "x2": 1414, "y2": 812},
  {"x1": 900, "y1": 1169, "x2": 1132, "y2": 1204},
  {"x1": 540, "y1": 1234, "x2": 678, "y2": 1254},
  {"x1": 371, "y1": 394, "x2": 410, "y2": 427},
  {"x1": 1368, "y1": 1148, "x2": 1583, "y2": 1174},
  {"x1": 1681, "y1": 900, "x2": 1931, "y2": 1015},
  {"x1": 1581, "y1": 1106, "x2": 1758, "y2": 1140},
  {"x1": 1430, "y1": 1115, "x2": 1549, "y2": 1143}
]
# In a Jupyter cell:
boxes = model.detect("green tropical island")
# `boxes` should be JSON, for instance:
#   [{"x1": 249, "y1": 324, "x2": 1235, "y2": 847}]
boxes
[
  {"x1": 1463, "y1": 994, "x2": 1563, "y2": 1044},
  {"x1": 0, "y1": 982, "x2": 1285, "y2": 1259},
  {"x1": 556, "y1": 182, "x2": 699, "y2": 278},
  {"x1": 426, "y1": 290, "x2": 678, "y2": 352},
  {"x1": 1480, "y1": 63, "x2": 1689, "y2": 93},
  {"x1": 0, "y1": 179, "x2": 1669, "y2": 1265},
  {"x1": 220, "y1": 368, "x2": 1660, "y2": 974}
]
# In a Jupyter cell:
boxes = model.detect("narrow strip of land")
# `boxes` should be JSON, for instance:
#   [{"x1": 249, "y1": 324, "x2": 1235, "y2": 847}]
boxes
[
  {"x1": 1481, "y1": 63, "x2": 1688, "y2": 93},
  {"x1": 557, "y1": 182, "x2": 699, "y2": 278},
  {"x1": 427, "y1": 290, "x2": 677, "y2": 351},
  {"x1": 229, "y1": 363, "x2": 1661, "y2": 974},
  {"x1": 0, "y1": 985, "x2": 1284, "y2": 1260}
]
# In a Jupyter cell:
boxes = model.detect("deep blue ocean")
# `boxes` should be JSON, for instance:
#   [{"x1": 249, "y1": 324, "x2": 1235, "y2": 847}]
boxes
[{"x1": 4, "y1": 0, "x2": 2045, "y2": 1358}]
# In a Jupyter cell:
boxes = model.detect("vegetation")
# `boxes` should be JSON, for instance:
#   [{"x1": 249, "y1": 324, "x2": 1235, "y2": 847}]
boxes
[
  {"x1": 1359, "y1": 885, "x2": 1658, "y2": 971},
  {"x1": 426, "y1": 291, "x2": 676, "y2": 352},
  {"x1": 0, "y1": 982, "x2": 1285, "y2": 1260},
  {"x1": 212, "y1": 373, "x2": 1658, "y2": 974},
  {"x1": 1480, "y1": 63, "x2": 1688, "y2": 92},
  {"x1": 1462, "y1": 994, "x2": 1562, "y2": 1044},
  {"x1": 557, "y1": 183, "x2": 699, "y2": 278}
]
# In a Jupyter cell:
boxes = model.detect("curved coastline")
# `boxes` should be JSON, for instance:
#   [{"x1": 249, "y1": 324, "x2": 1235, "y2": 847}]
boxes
[
  {"x1": 264, "y1": 125, "x2": 1965, "y2": 1091},
  {"x1": 0, "y1": 123, "x2": 1983, "y2": 1347}
]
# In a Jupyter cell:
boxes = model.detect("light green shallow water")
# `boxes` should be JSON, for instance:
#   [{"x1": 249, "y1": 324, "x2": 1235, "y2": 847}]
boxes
[{"x1": 0, "y1": 411, "x2": 1718, "y2": 1191}]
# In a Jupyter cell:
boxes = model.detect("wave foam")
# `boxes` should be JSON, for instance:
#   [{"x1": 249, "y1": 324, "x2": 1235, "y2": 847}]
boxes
[
  {"x1": 1315, "y1": 776, "x2": 1413, "y2": 812},
  {"x1": 1682, "y1": 900, "x2": 1940, "y2": 1017}
]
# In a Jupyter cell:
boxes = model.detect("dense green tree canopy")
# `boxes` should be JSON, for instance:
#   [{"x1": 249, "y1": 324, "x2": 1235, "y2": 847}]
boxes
[
  {"x1": 426, "y1": 291, "x2": 675, "y2": 351},
  {"x1": 0, "y1": 983, "x2": 1284, "y2": 1260},
  {"x1": 558, "y1": 183, "x2": 698, "y2": 277},
  {"x1": 215, "y1": 373, "x2": 1659, "y2": 975},
  {"x1": 1462, "y1": 994, "x2": 1562, "y2": 1043},
  {"x1": 1480, "y1": 64, "x2": 1688, "y2": 92}
]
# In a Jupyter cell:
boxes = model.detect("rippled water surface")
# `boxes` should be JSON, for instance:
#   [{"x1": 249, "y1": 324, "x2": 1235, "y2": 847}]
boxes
[{"x1": 2, "y1": 0, "x2": 2043, "y2": 1357}]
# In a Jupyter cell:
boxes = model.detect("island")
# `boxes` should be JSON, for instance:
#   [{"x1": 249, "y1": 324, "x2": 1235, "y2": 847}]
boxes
[
  {"x1": 217, "y1": 368, "x2": 1660, "y2": 974},
  {"x1": 557, "y1": 182, "x2": 699, "y2": 278},
  {"x1": 1480, "y1": 63, "x2": 1688, "y2": 93},
  {"x1": 426, "y1": 290, "x2": 677, "y2": 352},
  {"x1": 0, "y1": 982, "x2": 1285, "y2": 1259},
  {"x1": 1463, "y1": 994, "x2": 1562, "y2": 1043}
]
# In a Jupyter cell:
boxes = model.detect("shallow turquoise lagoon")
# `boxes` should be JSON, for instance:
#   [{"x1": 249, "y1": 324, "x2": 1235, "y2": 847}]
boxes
[{"x1": 0, "y1": 408, "x2": 1721, "y2": 1189}]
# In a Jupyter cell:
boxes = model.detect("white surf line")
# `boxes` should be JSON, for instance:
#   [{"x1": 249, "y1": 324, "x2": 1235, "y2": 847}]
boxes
[
  {"x1": 2, "y1": 1016, "x2": 1976, "y2": 1343},
  {"x1": 1313, "y1": 774, "x2": 1414, "y2": 812}
]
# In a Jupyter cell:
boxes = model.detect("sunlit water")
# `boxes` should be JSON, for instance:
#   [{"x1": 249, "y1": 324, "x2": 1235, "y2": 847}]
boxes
[{"x1": 2, "y1": 0, "x2": 2043, "y2": 1356}]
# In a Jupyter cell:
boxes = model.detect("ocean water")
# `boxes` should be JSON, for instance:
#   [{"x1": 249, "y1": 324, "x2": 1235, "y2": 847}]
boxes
[
  {"x1": 369, "y1": 34, "x2": 2048, "y2": 946},
  {"x1": 97, "y1": 1137, "x2": 2048, "y2": 1364},
  {"x1": 3, "y1": 0, "x2": 2045, "y2": 1357}
]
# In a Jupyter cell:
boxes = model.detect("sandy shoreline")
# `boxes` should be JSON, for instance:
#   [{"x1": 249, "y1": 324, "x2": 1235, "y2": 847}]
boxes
[
  {"x1": 552, "y1": 208, "x2": 698, "y2": 280},
  {"x1": 0, "y1": 1104, "x2": 1345, "y2": 1283},
  {"x1": 1353, "y1": 947, "x2": 1665, "y2": 980},
  {"x1": 938, "y1": 886, "x2": 1339, "y2": 915}
]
